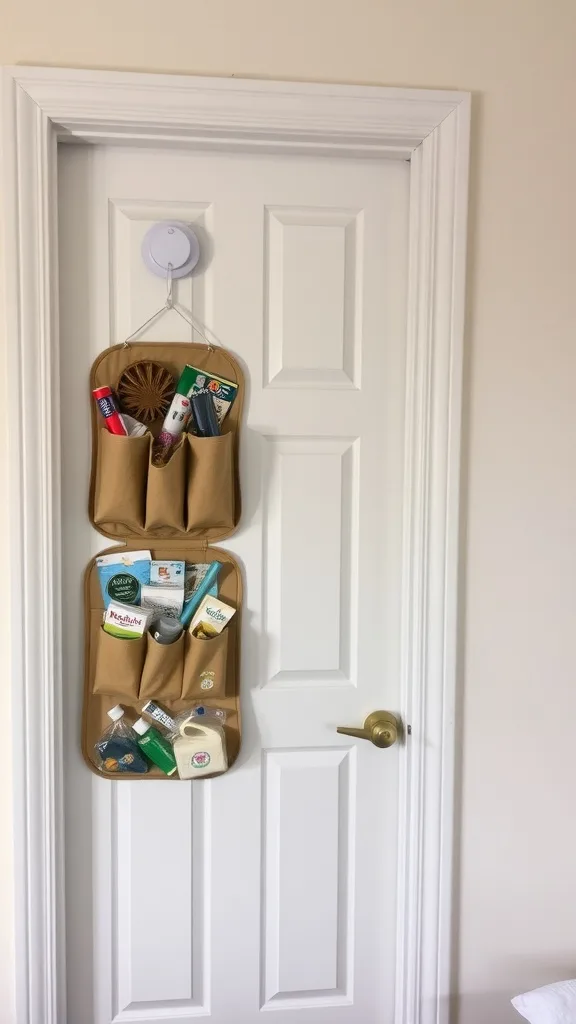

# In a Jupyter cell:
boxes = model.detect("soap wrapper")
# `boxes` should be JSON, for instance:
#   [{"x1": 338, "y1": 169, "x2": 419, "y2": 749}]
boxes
[
  {"x1": 96, "y1": 549, "x2": 151, "y2": 608},
  {"x1": 189, "y1": 595, "x2": 235, "y2": 639},
  {"x1": 103, "y1": 600, "x2": 151, "y2": 639}
]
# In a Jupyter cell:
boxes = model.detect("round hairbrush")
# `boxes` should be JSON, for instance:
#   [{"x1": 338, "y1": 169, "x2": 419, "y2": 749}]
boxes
[{"x1": 116, "y1": 360, "x2": 175, "y2": 423}]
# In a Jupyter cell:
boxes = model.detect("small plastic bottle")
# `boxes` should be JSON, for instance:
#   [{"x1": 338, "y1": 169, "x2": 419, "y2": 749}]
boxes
[
  {"x1": 132, "y1": 717, "x2": 178, "y2": 776},
  {"x1": 95, "y1": 705, "x2": 149, "y2": 774},
  {"x1": 149, "y1": 617, "x2": 183, "y2": 645}
]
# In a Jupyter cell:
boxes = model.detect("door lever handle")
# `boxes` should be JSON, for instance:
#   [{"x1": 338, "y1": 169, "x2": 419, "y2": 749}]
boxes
[{"x1": 337, "y1": 711, "x2": 400, "y2": 749}]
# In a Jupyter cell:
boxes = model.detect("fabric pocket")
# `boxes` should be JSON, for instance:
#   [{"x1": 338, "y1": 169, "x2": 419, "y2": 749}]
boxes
[
  {"x1": 186, "y1": 432, "x2": 235, "y2": 531},
  {"x1": 92, "y1": 628, "x2": 146, "y2": 700},
  {"x1": 139, "y1": 630, "x2": 185, "y2": 701},
  {"x1": 181, "y1": 628, "x2": 229, "y2": 699},
  {"x1": 145, "y1": 439, "x2": 187, "y2": 531},
  {"x1": 93, "y1": 429, "x2": 150, "y2": 532}
]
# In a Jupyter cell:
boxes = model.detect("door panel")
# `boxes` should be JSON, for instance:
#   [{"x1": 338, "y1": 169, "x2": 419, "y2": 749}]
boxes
[{"x1": 58, "y1": 143, "x2": 409, "y2": 1024}]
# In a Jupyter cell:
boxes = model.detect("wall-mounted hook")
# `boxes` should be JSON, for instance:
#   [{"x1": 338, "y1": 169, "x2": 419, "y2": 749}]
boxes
[{"x1": 141, "y1": 221, "x2": 200, "y2": 279}]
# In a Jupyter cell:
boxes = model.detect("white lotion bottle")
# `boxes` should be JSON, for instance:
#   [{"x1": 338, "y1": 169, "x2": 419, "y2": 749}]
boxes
[{"x1": 173, "y1": 718, "x2": 228, "y2": 778}]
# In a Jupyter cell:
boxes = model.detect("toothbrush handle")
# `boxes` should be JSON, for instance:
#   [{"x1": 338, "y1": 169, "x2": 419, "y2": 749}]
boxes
[{"x1": 180, "y1": 561, "x2": 222, "y2": 627}]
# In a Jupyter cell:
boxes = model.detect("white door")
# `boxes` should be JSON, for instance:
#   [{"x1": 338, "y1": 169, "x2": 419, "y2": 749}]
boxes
[{"x1": 58, "y1": 141, "x2": 408, "y2": 1024}]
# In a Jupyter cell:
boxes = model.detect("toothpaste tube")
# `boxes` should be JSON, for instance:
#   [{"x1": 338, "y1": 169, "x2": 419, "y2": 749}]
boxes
[
  {"x1": 103, "y1": 600, "x2": 151, "y2": 639},
  {"x1": 189, "y1": 595, "x2": 235, "y2": 638},
  {"x1": 93, "y1": 386, "x2": 128, "y2": 435},
  {"x1": 141, "y1": 700, "x2": 177, "y2": 734},
  {"x1": 157, "y1": 364, "x2": 197, "y2": 446},
  {"x1": 158, "y1": 392, "x2": 192, "y2": 444}
]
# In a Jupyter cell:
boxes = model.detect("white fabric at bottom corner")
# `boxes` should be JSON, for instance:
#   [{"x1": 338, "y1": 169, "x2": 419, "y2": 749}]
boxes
[{"x1": 512, "y1": 979, "x2": 576, "y2": 1024}]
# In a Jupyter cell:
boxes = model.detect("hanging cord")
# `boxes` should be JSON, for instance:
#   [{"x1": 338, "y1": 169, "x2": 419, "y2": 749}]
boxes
[{"x1": 123, "y1": 263, "x2": 216, "y2": 349}]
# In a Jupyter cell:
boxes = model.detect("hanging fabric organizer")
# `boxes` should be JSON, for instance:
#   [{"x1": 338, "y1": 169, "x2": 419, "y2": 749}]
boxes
[{"x1": 82, "y1": 340, "x2": 245, "y2": 780}]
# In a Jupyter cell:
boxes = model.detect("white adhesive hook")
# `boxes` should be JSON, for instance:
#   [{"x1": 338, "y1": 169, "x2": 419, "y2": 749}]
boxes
[
  {"x1": 123, "y1": 220, "x2": 218, "y2": 347},
  {"x1": 141, "y1": 221, "x2": 200, "y2": 279}
]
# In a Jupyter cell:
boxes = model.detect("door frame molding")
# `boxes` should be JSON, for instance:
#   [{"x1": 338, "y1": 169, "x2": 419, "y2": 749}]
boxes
[{"x1": 1, "y1": 66, "x2": 470, "y2": 1024}]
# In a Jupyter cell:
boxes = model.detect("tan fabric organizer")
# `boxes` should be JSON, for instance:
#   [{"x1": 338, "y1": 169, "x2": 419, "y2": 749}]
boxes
[
  {"x1": 83, "y1": 342, "x2": 244, "y2": 780},
  {"x1": 89, "y1": 342, "x2": 244, "y2": 541}
]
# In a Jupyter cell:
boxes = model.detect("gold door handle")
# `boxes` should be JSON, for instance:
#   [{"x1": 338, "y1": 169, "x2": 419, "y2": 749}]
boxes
[{"x1": 337, "y1": 711, "x2": 400, "y2": 748}]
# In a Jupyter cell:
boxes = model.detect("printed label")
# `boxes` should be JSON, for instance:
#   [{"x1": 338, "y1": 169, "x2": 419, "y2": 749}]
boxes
[
  {"x1": 107, "y1": 572, "x2": 140, "y2": 604},
  {"x1": 191, "y1": 751, "x2": 211, "y2": 769},
  {"x1": 200, "y1": 670, "x2": 215, "y2": 690}
]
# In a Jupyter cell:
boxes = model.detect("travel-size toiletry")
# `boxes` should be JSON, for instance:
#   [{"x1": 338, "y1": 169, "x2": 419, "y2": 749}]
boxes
[{"x1": 132, "y1": 718, "x2": 177, "y2": 776}]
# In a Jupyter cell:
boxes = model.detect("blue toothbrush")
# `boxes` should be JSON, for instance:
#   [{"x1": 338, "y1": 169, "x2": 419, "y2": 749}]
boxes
[{"x1": 179, "y1": 561, "x2": 223, "y2": 628}]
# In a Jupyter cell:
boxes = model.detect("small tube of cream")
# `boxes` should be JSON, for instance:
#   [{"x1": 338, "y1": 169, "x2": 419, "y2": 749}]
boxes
[{"x1": 141, "y1": 700, "x2": 176, "y2": 734}]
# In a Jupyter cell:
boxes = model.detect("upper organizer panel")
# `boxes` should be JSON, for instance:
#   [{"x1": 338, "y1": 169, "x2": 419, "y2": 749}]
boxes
[{"x1": 89, "y1": 342, "x2": 244, "y2": 541}]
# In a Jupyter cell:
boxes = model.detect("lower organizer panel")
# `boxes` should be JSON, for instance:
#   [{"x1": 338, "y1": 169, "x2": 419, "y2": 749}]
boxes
[{"x1": 83, "y1": 542, "x2": 242, "y2": 780}]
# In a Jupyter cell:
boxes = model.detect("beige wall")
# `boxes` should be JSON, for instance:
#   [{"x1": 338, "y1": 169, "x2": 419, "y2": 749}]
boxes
[{"x1": 2, "y1": 2, "x2": 576, "y2": 1021}]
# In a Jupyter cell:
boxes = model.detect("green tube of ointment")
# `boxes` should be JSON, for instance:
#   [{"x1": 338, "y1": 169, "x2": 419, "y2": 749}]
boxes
[{"x1": 132, "y1": 717, "x2": 178, "y2": 776}]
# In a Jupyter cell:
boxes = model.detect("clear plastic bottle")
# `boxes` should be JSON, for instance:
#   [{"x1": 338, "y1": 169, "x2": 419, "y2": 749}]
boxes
[{"x1": 95, "y1": 705, "x2": 149, "y2": 774}]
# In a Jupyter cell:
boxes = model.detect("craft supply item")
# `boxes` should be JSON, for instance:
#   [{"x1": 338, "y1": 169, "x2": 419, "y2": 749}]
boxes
[
  {"x1": 93, "y1": 386, "x2": 128, "y2": 436},
  {"x1": 96, "y1": 550, "x2": 152, "y2": 608},
  {"x1": 95, "y1": 705, "x2": 149, "y2": 774},
  {"x1": 179, "y1": 561, "x2": 222, "y2": 628},
  {"x1": 141, "y1": 700, "x2": 176, "y2": 733},
  {"x1": 183, "y1": 366, "x2": 238, "y2": 425},
  {"x1": 151, "y1": 560, "x2": 185, "y2": 586},
  {"x1": 103, "y1": 600, "x2": 151, "y2": 639},
  {"x1": 121, "y1": 413, "x2": 148, "y2": 437},
  {"x1": 185, "y1": 563, "x2": 218, "y2": 603},
  {"x1": 173, "y1": 718, "x2": 228, "y2": 779},
  {"x1": 149, "y1": 616, "x2": 183, "y2": 645},
  {"x1": 158, "y1": 392, "x2": 192, "y2": 445},
  {"x1": 116, "y1": 360, "x2": 175, "y2": 423},
  {"x1": 132, "y1": 718, "x2": 178, "y2": 776},
  {"x1": 190, "y1": 390, "x2": 220, "y2": 437},
  {"x1": 189, "y1": 595, "x2": 235, "y2": 638}
]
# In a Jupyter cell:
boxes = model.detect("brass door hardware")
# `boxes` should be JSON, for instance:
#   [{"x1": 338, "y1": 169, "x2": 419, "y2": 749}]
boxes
[{"x1": 337, "y1": 711, "x2": 400, "y2": 748}]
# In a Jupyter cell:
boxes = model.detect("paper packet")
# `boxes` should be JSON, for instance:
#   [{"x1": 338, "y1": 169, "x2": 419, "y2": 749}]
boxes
[
  {"x1": 189, "y1": 595, "x2": 235, "y2": 638},
  {"x1": 96, "y1": 550, "x2": 151, "y2": 608}
]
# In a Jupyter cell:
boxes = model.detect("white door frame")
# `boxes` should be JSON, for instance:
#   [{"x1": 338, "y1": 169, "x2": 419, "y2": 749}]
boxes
[{"x1": 0, "y1": 66, "x2": 470, "y2": 1024}]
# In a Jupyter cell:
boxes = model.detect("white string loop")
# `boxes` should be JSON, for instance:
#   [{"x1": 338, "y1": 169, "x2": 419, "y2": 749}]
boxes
[{"x1": 123, "y1": 264, "x2": 216, "y2": 350}]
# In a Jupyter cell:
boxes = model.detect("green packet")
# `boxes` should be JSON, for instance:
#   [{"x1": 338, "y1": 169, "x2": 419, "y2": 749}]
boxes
[{"x1": 181, "y1": 365, "x2": 238, "y2": 425}]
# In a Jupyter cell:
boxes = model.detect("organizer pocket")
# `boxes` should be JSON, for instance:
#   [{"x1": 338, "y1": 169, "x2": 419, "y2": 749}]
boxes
[
  {"x1": 186, "y1": 432, "x2": 235, "y2": 531},
  {"x1": 139, "y1": 630, "x2": 185, "y2": 701},
  {"x1": 93, "y1": 628, "x2": 146, "y2": 700},
  {"x1": 182, "y1": 628, "x2": 229, "y2": 699},
  {"x1": 93, "y1": 429, "x2": 150, "y2": 532},
  {"x1": 145, "y1": 440, "x2": 187, "y2": 531}
]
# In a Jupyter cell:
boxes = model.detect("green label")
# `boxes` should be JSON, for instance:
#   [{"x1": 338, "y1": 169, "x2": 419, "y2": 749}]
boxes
[{"x1": 107, "y1": 571, "x2": 139, "y2": 604}]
